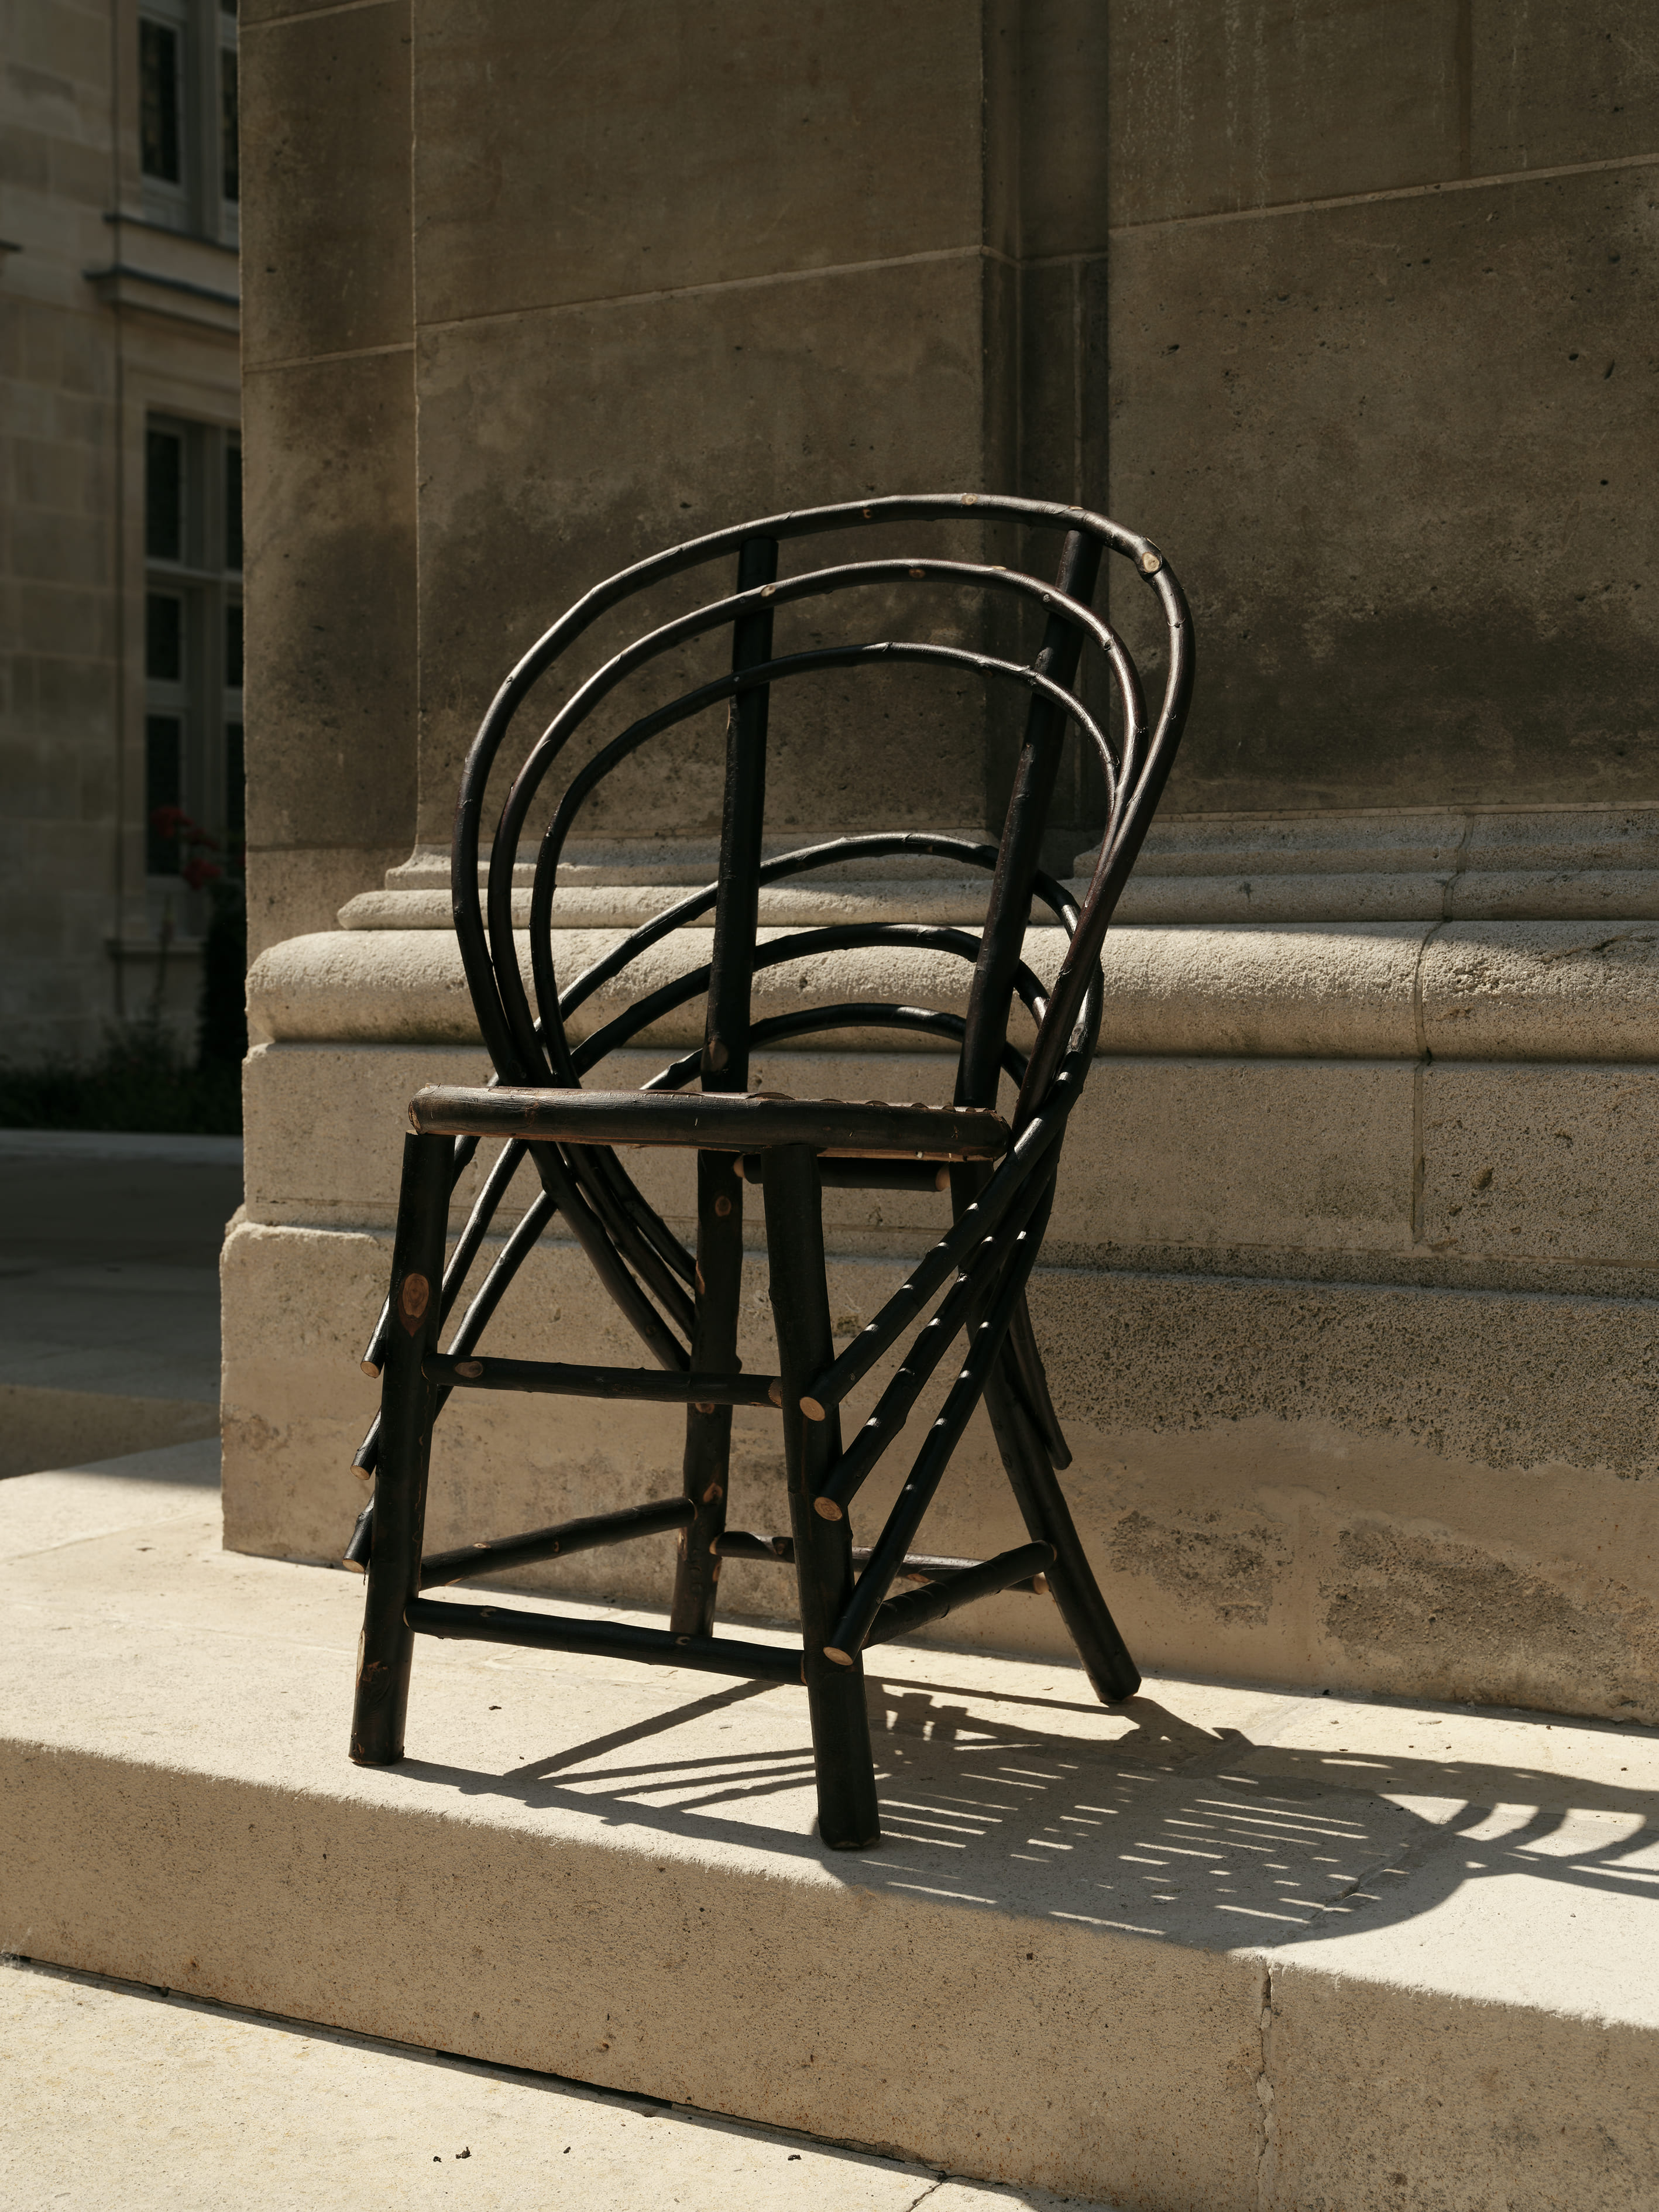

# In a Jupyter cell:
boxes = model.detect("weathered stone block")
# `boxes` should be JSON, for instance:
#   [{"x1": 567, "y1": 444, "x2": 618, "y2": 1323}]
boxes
[
  {"x1": 1017, "y1": 0, "x2": 1109, "y2": 259},
  {"x1": 240, "y1": 0, "x2": 413, "y2": 366},
  {"x1": 410, "y1": 254, "x2": 1016, "y2": 842},
  {"x1": 242, "y1": 350, "x2": 418, "y2": 949},
  {"x1": 1108, "y1": 0, "x2": 1462, "y2": 228},
  {"x1": 1109, "y1": 167, "x2": 1659, "y2": 813},
  {"x1": 1264, "y1": 1964, "x2": 1659, "y2": 2211},
  {"x1": 1421, "y1": 1062, "x2": 1659, "y2": 1266},
  {"x1": 411, "y1": 0, "x2": 992, "y2": 323},
  {"x1": 1035, "y1": 1266, "x2": 1659, "y2": 1717},
  {"x1": 1421, "y1": 921, "x2": 1659, "y2": 1061},
  {"x1": 1062, "y1": 1057, "x2": 1413, "y2": 1256},
  {"x1": 1472, "y1": 0, "x2": 1659, "y2": 173}
]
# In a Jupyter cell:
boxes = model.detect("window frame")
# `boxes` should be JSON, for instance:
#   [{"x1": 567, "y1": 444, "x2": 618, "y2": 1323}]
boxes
[
  {"x1": 143, "y1": 415, "x2": 244, "y2": 921},
  {"x1": 138, "y1": 0, "x2": 239, "y2": 245}
]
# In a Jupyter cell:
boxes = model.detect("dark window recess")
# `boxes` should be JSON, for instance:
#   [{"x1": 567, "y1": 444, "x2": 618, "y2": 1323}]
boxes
[
  {"x1": 225, "y1": 721, "x2": 245, "y2": 841},
  {"x1": 146, "y1": 592, "x2": 184, "y2": 682},
  {"x1": 139, "y1": 19, "x2": 181, "y2": 183},
  {"x1": 220, "y1": 47, "x2": 239, "y2": 203},
  {"x1": 146, "y1": 716, "x2": 183, "y2": 873},
  {"x1": 224, "y1": 446, "x2": 242, "y2": 570},
  {"x1": 224, "y1": 601, "x2": 243, "y2": 687},
  {"x1": 146, "y1": 428, "x2": 184, "y2": 561}
]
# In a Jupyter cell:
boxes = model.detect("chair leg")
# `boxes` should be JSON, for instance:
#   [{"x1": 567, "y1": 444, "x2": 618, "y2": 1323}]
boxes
[
  {"x1": 764, "y1": 1145, "x2": 881, "y2": 1850},
  {"x1": 671, "y1": 1150, "x2": 741, "y2": 1636},
  {"x1": 983, "y1": 1353, "x2": 1141, "y2": 1703},
  {"x1": 350, "y1": 1133, "x2": 450, "y2": 1765}
]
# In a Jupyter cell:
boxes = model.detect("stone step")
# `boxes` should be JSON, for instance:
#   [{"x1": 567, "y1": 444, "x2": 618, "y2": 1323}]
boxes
[
  {"x1": 5, "y1": 1446, "x2": 1658, "y2": 2210},
  {"x1": 4, "y1": 1957, "x2": 1093, "y2": 2212}
]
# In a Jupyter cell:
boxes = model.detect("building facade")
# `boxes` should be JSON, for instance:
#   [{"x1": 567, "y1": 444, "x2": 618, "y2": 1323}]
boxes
[{"x1": 2, "y1": 0, "x2": 242, "y2": 1060}]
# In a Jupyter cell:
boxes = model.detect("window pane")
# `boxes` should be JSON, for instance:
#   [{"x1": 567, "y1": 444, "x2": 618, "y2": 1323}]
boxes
[
  {"x1": 225, "y1": 602, "x2": 243, "y2": 688},
  {"x1": 145, "y1": 428, "x2": 183, "y2": 561},
  {"x1": 146, "y1": 592, "x2": 184, "y2": 682},
  {"x1": 225, "y1": 721, "x2": 245, "y2": 842},
  {"x1": 224, "y1": 444, "x2": 242, "y2": 569},
  {"x1": 146, "y1": 717, "x2": 183, "y2": 873},
  {"x1": 221, "y1": 47, "x2": 239, "y2": 203},
  {"x1": 139, "y1": 20, "x2": 181, "y2": 183}
]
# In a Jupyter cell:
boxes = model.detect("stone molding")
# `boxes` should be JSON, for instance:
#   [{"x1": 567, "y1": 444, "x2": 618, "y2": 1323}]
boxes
[
  {"x1": 250, "y1": 913, "x2": 1659, "y2": 1063},
  {"x1": 375, "y1": 804, "x2": 1659, "y2": 924},
  {"x1": 84, "y1": 215, "x2": 242, "y2": 337},
  {"x1": 243, "y1": 810, "x2": 1659, "y2": 1060}
]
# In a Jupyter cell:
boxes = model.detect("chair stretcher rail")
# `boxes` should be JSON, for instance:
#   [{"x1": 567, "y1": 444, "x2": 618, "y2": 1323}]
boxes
[
  {"x1": 406, "y1": 1595, "x2": 803, "y2": 1682},
  {"x1": 418, "y1": 1494, "x2": 695, "y2": 1589},
  {"x1": 713, "y1": 1530, "x2": 1050, "y2": 1595},
  {"x1": 423, "y1": 1353, "x2": 782, "y2": 1408},
  {"x1": 826, "y1": 1542, "x2": 1056, "y2": 1665}
]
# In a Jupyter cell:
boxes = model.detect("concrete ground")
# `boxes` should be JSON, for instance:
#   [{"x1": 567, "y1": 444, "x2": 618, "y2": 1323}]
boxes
[
  {"x1": 0, "y1": 1131, "x2": 240, "y2": 1476},
  {"x1": 2, "y1": 1957, "x2": 1098, "y2": 2212}
]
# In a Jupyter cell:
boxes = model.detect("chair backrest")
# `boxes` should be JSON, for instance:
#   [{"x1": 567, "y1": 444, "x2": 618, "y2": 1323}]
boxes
[{"x1": 451, "y1": 495, "x2": 1193, "y2": 1152}]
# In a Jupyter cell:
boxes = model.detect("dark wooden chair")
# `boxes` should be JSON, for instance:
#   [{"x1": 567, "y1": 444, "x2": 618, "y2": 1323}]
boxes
[{"x1": 345, "y1": 493, "x2": 1193, "y2": 1849}]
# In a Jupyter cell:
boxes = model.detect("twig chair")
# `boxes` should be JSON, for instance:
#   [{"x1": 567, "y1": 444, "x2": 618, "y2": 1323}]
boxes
[{"x1": 345, "y1": 493, "x2": 1193, "y2": 1849}]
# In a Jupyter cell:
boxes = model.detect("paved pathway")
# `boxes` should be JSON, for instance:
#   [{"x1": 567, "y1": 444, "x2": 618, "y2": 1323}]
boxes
[{"x1": 0, "y1": 1131, "x2": 240, "y2": 1474}]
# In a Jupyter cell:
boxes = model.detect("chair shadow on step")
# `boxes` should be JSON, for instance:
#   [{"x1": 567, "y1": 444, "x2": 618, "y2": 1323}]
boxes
[{"x1": 393, "y1": 1672, "x2": 1659, "y2": 1953}]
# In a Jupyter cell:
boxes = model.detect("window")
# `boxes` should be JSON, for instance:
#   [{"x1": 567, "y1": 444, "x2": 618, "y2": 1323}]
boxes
[
  {"x1": 139, "y1": 20, "x2": 182, "y2": 187},
  {"x1": 138, "y1": 0, "x2": 239, "y2": 242},
  {"x1": 220, "y1": 40, "x2": 239, "y2": 206},
  {"x1": 144, "y1": 419, "x2": 243, "y2": 901}
]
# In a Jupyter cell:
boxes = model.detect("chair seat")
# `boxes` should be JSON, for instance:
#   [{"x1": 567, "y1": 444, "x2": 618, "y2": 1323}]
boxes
[{"x1": 408, "y1": 1084, "x2": 1011, "y2": 1162}]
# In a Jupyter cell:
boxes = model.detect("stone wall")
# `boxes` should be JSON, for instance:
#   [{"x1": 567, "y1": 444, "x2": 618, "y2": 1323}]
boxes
[
  {"x1": 1106, "y1": 0, "x2": 1659, "y2": 813},
  {"x1": 229, "y1": 3, "x2": 1659, "y2": 1721}
]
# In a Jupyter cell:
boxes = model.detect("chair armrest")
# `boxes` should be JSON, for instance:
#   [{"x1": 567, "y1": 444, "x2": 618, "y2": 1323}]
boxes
[{"x1": 409, "y1": 1085, "x2": 1009, "y2": 1161}]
